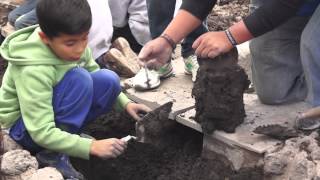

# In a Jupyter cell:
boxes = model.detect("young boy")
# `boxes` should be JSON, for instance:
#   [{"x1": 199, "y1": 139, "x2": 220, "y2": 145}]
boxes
[{"x1": 0, "y1": 0, "x2": 150, "y2": 179}]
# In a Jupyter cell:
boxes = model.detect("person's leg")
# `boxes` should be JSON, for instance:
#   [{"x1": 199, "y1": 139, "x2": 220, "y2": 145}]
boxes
[
  {"x1": 112, "y1": 24, "x2": 142, "y2": 53},
  {"x1": 250, "y1": 17, "x2": 309, "y2": 104},
  {"x1": 8, "y1": 0, "x2": 36, "y2": 26},
  {"x1": 83, "y1": 69, "x2": 121, "y2": 125},
  {"x1": 9, "y1": 67, "x2": 121, "y2": 179},
  {"x1": 127, "y1": 0, "x2": 152, "y2": 46},
  {"x1": 9, "y1": 68, "x2": 121, "y2": 148},
  {"x1": 181, "y1": 23, "x2": 208, "y2": 58},
  {"x1": 14, "y1": 9, "x2": 37, "y2": 30},
  {"x1": 109, "y1": 0, "x2": 143, "y2": 52},
  {"x1": 249, "y1": 0, "x2": 309, "y2": 104},
  {"x1": 9, "y1": 68, "x2": 94, "y2": 152},
  {"x1": 300, "y1": 5, "x2": 320, "y2": 106},
  {"x1": 146, "y1": 0, "x2": 176, "y2": 39}
]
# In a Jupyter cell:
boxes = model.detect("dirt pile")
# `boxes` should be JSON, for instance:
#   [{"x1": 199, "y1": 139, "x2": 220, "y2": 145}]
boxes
[{"x1": 192, "y1": 48, "x2": 250, "y2": 133}]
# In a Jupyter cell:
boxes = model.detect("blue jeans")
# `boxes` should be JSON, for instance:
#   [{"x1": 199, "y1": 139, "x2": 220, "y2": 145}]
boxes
[
  {"x1": 250, "y1": 0, "x2": 320, "y2": 105},
  {"x1": 146, "y1": 0, "x2": 208, "y2": 58},
  {"x1": 9, "y1": 68, "x2": 121, "y2": 153},
  {"x1": 8, "y1": 0, "x2": 38, "y2": 30}
]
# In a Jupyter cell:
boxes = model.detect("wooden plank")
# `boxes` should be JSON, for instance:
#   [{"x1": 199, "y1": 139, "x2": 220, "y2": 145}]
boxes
[{"x1": 176, "y1": 94, "x2": 309, "y2": 154}]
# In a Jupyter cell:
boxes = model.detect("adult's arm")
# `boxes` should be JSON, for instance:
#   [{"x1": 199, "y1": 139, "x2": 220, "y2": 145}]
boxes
[
  {"x1": 193, "y1": 0, "x2": 307, "y2": 58},
  {"x1": 243, "y1": 0, "x2": 306, "y2": 37},
  {"x1": 162, "y1": 0, "x2": 217, "y2": 44}
]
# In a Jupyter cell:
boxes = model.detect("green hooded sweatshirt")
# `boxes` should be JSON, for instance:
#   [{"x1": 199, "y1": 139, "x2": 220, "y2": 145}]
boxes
[{"x1": 0, "y1": 25, "x2": 131, "y2": 159}]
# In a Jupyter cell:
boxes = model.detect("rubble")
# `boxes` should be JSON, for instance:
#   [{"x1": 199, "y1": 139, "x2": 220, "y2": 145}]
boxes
[
  {"x1": 29, "y1": 167, "x2": 63, "y2": 180},
  {"x1": 2, "y1": 131, "x2": 23, "y2": 153},
  {"x1": 1, "y1": 149, "x2": 38, "y2": 179},
  {"x1": 0, "y1": 132, "x2": 63, "y2": 180},
  {"x1": 264, "y1": 132, "x2": 320, "y2": 179}
]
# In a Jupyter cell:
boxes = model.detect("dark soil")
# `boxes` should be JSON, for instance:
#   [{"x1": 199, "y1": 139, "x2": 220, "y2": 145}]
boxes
[
  {"x1": 192, "y1": 48, "x2": 250, "y2": 134},
  {"x1": 72, "y1": 110, "x2": 263, "y2": 180}
]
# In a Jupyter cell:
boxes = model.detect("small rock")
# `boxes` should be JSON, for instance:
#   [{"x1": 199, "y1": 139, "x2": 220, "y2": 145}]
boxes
[
  {"x1": 264, "y1": 153, "x2": 287, "y2": 175},
  {"x1": 2, "y1": 131, "x2": 23, "y2": 153},
  {"x1": 289, "y1": 152, "x2": 316, "y2": 180}
]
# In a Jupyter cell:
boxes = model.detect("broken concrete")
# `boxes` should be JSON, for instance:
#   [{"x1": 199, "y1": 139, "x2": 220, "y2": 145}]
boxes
[
  {"x1": 1, "y1": 149, "x2": 38, "y2": 180},
  {"x1": 192, "y1": 48, "x2": 250, "y2": 133},
  {"x1": 29, "y1": 167, "x2": 63, "y2": 180},
  {"x1": 2, "y1": 130, "x2": 23, "y2": 153},
  {"x1": 264, "y1": 132, "x2": 320, "y2": 180}
]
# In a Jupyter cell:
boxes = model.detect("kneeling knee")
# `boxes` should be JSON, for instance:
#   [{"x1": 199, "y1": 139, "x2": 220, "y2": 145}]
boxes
[{"x1": 95, "y1": 69, "x2": 121, "y2": 91}]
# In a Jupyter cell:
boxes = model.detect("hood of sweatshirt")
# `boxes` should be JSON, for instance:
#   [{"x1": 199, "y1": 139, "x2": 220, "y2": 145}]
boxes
[{"x1": 0, "y1": 25, "x2": 74, "y2": 66}]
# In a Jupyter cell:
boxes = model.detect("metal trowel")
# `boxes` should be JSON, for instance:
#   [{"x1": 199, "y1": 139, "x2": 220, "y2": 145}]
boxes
[{"x1": 254, "y1": 106, "x2": 320, "y2": 140}]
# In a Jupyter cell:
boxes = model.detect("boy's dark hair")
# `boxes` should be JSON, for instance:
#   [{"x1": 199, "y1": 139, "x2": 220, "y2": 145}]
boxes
[{"x1": 36, "y1": 0, "x2": 92, "y2": 38}]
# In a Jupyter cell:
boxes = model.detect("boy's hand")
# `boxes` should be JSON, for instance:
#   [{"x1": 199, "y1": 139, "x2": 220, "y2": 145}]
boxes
[
  {"x1": 125, "y1": 102, "x2": 151, "y2": 121},
  {"x1": 90, "y1": 138, "x2": 127, "y2": 159}
]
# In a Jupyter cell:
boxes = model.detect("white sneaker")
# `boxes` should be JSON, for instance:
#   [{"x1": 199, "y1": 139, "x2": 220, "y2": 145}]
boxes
[
  {"x1": 132, "y1": 62, "x2": 174, "y2": 91},
  {"x1": 133, "y1": 67, "x2": 160, "y2": 91},
  {"x1": 184, "y1": 55, "x2": 199, "y2": 82},
  {"x1": 157, "y1": 62, "x2": 174, "y2": 79}
]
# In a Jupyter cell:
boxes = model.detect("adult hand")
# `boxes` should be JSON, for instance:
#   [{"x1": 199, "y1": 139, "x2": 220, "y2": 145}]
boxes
[
  {"x1": 90, "y1": 138, "x2": 127, "y2": 159},
  {"x1": 138, "y1": 37, "x2": 173, "y2": 69},
  {"x1": 125, "y1": 102, "x2": 151, "y2": 121},
  {"x1": 192, "y1": 31, "x2": 233, "y2": 59}
]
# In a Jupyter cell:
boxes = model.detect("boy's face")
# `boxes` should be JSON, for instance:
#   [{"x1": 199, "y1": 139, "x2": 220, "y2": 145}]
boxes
[{"x1": 39, "y1": 31, "x2": 89, "y2": 61}]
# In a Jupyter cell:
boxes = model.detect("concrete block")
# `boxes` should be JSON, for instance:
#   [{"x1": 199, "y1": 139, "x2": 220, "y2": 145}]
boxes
[{"x1": 202, "y1": 134, "x2": 262, "y2": 171}]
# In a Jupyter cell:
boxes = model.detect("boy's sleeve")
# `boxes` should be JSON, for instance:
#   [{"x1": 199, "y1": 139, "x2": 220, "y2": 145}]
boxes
[
  {"x1": 84, "y1": 48, "x2": 100, "y2": 72},
  {"x1": 16, "y1": 66, "x2": 93, "y2": 159},
  {"x1": 114, "y1": 92, "x2": 132, "y2": 111}
]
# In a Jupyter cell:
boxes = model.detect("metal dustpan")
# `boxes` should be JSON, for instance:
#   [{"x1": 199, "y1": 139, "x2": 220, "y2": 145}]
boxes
[{"x1": 135, "y1": 102, "x2": 173, "y2": 142}]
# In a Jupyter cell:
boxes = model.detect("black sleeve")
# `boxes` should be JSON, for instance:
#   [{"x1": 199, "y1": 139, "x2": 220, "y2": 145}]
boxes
[
  {"x1": 243, "y1": 0, "x2": 306, "y2": 37},
  {"x1": 180, "y1": 0, "x2": 217, "y2": 21}
]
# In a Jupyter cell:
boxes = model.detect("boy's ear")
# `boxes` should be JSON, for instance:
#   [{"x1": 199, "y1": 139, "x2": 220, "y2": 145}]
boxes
[{"x1": 38, "y1": 31, "x2": 50, "y2": 45}]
